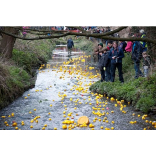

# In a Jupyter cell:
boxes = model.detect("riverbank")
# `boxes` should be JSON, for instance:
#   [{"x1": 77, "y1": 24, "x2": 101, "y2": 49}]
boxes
[
  {"x1": 0, "y1": 39, "x2": 56, "y2": 109},
  {"x1": 89, "y1": 53, "x2": 156, "y2": 114}
]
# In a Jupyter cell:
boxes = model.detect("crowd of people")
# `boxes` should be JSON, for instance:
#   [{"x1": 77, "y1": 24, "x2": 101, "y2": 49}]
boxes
[{"x1": 94, "y1": 29, "x2": 151, "y2": 83}]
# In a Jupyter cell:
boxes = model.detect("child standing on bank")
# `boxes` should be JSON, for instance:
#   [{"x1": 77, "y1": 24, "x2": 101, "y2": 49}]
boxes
[{"x1": 142, "y1": 52, "x2": 151, "y2": 77}]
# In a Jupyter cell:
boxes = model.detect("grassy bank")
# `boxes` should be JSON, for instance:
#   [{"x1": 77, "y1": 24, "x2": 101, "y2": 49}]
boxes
[
  {"x1": 74, "y1": 37, "x2": 95, "y2": 52},
  {"x1": 89, "y1": 53, "x2": 156, "y2": 113},
  {"x1": 0, "y1": 39, "x2": 56, "y2": 109}
]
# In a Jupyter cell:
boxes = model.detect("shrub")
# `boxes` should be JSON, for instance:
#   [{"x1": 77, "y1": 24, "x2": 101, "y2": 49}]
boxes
[{"x1": 136, "y1": 96, "x2": 155, "y2": 113}]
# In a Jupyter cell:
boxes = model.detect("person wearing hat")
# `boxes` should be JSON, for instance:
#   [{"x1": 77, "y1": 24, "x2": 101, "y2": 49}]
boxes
[
  {"x1": 139, "y1": 29, "x2": 147, "y2": 52},
  {"x1": 93, "y1": 43, "x2": 103, "y2": 62}
]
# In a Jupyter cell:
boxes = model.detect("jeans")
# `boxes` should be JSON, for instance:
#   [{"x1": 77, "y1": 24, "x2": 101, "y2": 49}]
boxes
[
  {"x1": 105, "y1": 65, "x2": 111, "y2": 81},
  {"x1": 111, "y1": 63, "x2": 124, "y2": 82},
  {"x1": 100, "y1": 69, "x2": 105, "y2": 82},
  {"x1": 143, "y1": 66, "x2": 149, "y2": 77},
  {"x1": 67, "y1": 47, "x2": 72, "y2": 54},
  {"x1": 134, "y1": 62, "x2": 143, "y2": 78}
]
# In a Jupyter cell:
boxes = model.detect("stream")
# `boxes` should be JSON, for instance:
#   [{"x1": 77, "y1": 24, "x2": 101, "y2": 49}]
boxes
[{"x1": 0, "y1": 45, "x2": 155, "y2": 130}]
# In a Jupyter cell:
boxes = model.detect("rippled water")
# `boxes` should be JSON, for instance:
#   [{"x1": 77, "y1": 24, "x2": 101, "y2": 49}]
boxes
[{"x1": 0, "y1": 46, "x2": 155, "y2": 130}]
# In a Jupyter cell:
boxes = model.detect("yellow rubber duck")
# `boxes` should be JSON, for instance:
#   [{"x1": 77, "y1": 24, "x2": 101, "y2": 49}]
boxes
[
  {"x1": 15, "y1": 127, "x2": 18, "y2": 130},
  {"x1": 12, "y1": 122, "x2": 17, "y2": 127},
  {"x1": 30, "y1": 125, "x2": 33, "y2": 128},
  {"x1": 11, "y1": 113, "x2": 14, "y2": 117},
  {"x1": 4, "y1": 121, "x2": 7, "y2": 124},
  {"x1": 62, "y1": 125, "x2": 67, "y2": 129}
]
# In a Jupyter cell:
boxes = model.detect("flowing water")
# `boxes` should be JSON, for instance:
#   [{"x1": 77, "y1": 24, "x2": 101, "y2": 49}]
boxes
[{"x1": 0, "y1": 45, "x2": 155, "y2": 130}]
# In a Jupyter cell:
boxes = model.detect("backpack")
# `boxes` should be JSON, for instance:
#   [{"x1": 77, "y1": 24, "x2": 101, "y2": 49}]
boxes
[{"x1": 122, "y1": 41, "x2": 127, "y2": 52}]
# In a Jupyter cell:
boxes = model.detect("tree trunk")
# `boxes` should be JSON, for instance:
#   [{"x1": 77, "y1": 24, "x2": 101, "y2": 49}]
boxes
[{"x1": 0, "y1": 27, "x2": 18, "y2": 59}]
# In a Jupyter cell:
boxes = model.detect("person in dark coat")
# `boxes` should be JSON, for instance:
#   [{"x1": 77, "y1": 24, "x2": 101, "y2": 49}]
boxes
[
  {"x1": 67, "y1": 38, "x2": 74, "y2": 54},
  {"x1": 109, "y1": 41, "x2": 124, "y2": 83},
  {"x1": 97, "y1": 48, "x2": 110, "y2": 82},
  {"x1": 131, "y1": 40, "x2": 144, "y2": 78}
]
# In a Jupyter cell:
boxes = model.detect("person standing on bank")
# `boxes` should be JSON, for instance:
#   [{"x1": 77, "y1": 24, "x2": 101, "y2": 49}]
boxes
[
  {"x1": 109, "y1": 41, "x2": 124, "y2": 83},
  {"x1": 67, "y1": 38, "x2": 74, "y2": 55}
]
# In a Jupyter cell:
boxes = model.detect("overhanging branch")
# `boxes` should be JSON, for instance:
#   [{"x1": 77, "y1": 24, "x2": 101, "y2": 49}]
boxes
[{"x1": 1, "y1": 27, "x2": 156, "y2": 44}]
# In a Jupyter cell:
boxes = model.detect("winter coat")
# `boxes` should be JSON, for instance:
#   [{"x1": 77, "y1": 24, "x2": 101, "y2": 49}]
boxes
[
  {"x1": 108, "y1": 47, "x2": 124, "y2": 64},
  {"x1": 97, "y1": 53, "x2": 109, "y2": 70},
  {"x1": 67, "y1": 39, "x2": 74, "y2": 48},
  {"x1": 132, "y1": 41, "x2": 142, "y2": 62},
  {"x1": 125, "y1": 41, "x2": 133, "y2": 52}
]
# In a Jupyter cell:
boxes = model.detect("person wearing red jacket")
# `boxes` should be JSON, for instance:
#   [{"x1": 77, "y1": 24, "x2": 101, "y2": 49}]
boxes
[{"x1": 125, "y1": 41, "x2": 133, "y2": 53}]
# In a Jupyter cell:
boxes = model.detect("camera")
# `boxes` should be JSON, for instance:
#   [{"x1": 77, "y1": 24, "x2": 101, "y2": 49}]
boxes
[{"x1": 114, "y1": 56, "x2": 119, "y2": 63}]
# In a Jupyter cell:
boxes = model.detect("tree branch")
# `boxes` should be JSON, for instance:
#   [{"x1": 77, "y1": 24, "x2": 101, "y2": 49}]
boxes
[
  {"x1": 1, "y1": 27, "x2": 156, "y2": 44},
  {"x1": 100, "y1": 26, "x2": 128, "y2": 36},
  {"x1": 0, "y1": 29, "x2": 70, "y2": 40}
]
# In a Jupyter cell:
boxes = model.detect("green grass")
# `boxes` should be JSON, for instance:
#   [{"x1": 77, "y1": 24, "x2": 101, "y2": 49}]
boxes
[
  {"x1": 0, "y1": 38, "x2": 56, "y2": 109},
  {"x1": 74, "y1": 37, "x2": 94, "y2": 52},
  {"x1": 0, "y1": 65, "x2": 31, "y2": 109}
]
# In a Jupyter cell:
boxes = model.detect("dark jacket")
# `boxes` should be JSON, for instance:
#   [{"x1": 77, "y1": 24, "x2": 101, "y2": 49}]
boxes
[
  {"x1": 119, "y1": 42, "x2": 124, "y2": 51},
  {"x1": 109, "y1": 47, "x2": 124, "y2": 64},
  {"x1": 98, "y1": 53, "x2": 109, "y2": 70},
  {"x1": 119, "y1": 41, "x2": 127, "y2": 51},
  {"x1": 67, "y1": 39, "x2": 74, "y2": 48},
  {"x1": 132, "y1": 41, "x2": 142, "y2": 62}
]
